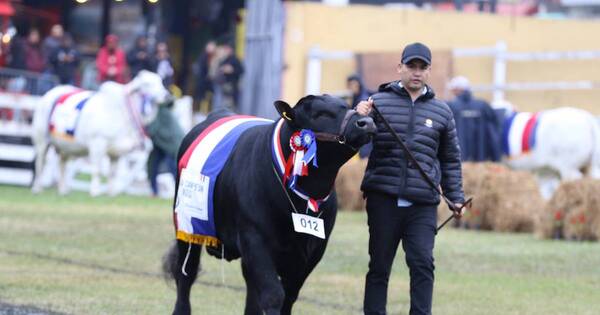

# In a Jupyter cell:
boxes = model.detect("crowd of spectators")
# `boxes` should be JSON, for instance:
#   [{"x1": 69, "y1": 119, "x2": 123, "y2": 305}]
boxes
[{"x1": 1, "y1": 24, "x2": 182, "y2": 97}]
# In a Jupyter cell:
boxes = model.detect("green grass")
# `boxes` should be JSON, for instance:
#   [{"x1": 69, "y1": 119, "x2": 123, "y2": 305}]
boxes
[{"x1": 1, "y1": 186, "x2": 599, "y2": 314}]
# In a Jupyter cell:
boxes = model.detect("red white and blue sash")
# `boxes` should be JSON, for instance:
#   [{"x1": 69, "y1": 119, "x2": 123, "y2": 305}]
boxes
[
  {"x1": 174, "y1": 115, "x2": 272, "y2": 246},
  {"x1": 502, "y1": 112, "x2": 541, "y2": 157},
  {"x1": 48, "y1": 90, "x2": 92, "y2": 139},
  {"x1": 271, "y1": 119, "x2": 330, "y2": 213}
]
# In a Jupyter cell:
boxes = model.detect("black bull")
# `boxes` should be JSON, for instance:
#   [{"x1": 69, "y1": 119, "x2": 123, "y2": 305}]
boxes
[{"x1": 163, "y1": 95, "x2": 376, "y2": 315}]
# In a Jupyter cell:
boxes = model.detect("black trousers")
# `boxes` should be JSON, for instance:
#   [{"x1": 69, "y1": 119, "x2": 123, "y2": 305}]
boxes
[{"x1": 363, "y1": 192, "x2": 437, "y2": 315}]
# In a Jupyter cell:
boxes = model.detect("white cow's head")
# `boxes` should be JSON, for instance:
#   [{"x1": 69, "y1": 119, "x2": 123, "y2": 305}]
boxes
[
  {"x1": 130, "y1": 70, "x2": 173, "y2": 105},
  {"x1": 126, "y1": 70, "x2": 174, "y2": 124}
]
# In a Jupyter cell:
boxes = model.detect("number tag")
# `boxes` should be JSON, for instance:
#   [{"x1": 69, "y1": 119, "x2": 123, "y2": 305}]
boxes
[
  {"x1": 175, "y1": 168, "x2": 210, "y2": 221},
  {"x1": 291, "y1": 213, "x2": 325, "y2": 239}
]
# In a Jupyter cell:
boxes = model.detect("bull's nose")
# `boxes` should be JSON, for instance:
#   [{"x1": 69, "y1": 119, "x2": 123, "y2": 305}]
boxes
[{"x1": 356, "y1": 117, "x2": 376, "y2": 134}]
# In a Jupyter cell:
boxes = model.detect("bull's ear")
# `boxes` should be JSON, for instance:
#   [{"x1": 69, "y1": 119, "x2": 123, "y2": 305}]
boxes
[{"x1": 274, "y1": 100, "x2": 295, "y2": 122}]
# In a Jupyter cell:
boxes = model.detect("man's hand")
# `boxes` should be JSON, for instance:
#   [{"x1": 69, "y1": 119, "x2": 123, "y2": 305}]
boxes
[
  {"x1": 356, "y1": 97, "x2": 373, "y2": 116},
  {"x1": 452, "y1": 202, "x2": 468, "y2": 219}
]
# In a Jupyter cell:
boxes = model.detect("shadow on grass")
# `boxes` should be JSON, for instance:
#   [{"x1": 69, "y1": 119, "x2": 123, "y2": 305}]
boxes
[{"x1": 0, "y1": 301, "x2": 66, "y2": 315}]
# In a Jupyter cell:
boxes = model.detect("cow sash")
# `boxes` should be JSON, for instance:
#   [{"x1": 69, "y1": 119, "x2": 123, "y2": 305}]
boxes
[
  {"x1": 174, "y1": 115, "x2": 272, "y2": 246},
  {"x1": 48, "y1": 90, "x2": 92, "y2": 140},
  {"x1": 502, "y1": 112, "x2": 541, "y2": 157}
]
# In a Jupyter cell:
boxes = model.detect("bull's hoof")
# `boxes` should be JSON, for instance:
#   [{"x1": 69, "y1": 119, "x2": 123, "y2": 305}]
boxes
[{"x1": 172, "y1": 301, "x2": 191, "y2": 315}]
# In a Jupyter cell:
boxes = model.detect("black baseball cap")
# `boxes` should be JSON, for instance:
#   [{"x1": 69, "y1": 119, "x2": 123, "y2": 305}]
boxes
[{"x1": 401, "y1": 42, "x2": 431, "y2": 65}]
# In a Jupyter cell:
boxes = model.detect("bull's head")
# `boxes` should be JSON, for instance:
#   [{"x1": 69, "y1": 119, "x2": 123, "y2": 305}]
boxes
[{"x1": 274, "y1": 94, "x2": 376, "y2": 165}]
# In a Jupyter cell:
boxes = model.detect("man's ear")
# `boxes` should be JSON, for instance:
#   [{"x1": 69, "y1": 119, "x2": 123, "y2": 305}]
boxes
[{"x1": 274, "y1": 100, "x2": 295, "y2": 122}]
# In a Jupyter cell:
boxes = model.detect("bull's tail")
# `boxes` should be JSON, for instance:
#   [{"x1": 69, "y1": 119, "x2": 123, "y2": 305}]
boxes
[
  {"x1": 161, "y1": 240, "x2": 180, "y2": 285},
  {"x1": 161, "y1": 240, "x2": 203, "y2": 286},
  {"x1": 589, "y1": 116, "x2": 600, "y2": 178}
]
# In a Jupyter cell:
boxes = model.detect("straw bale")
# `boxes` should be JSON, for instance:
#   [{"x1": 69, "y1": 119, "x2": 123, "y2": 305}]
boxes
[
  {"x1": 537, "y1": 179, "x2": 600, "y2": 241},
  {"x1": 448, "y1": 162, "x2": 544, "y2": 232},
  {"x1": 335, "y1": 157, "x2": 368, "y2": 211}
]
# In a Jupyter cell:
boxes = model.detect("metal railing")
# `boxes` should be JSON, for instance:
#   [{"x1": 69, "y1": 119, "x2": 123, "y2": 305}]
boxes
[{"x1": 0, "y1": 67, "x2": 59, "y2": 96}]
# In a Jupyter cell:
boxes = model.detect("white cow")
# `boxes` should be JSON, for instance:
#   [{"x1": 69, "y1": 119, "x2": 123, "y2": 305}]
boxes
[
  {"x1": 31, "y1": 70, "x2": 171, "y2": 196},
  {"x1": 499, "y1": 104, "x2": 600, "y2": 197}
]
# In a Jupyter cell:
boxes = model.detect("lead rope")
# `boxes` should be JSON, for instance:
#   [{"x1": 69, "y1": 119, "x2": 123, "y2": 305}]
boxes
[
  {"x1": 181, "y1": 241, "x2": 192, "y2": 276},
  {"x1": 220, "y1": 245, "x2": 226, "y2": 284},
  {"x1": 272, "y1": 164, "x2": 299, "y2": 214},
  {"x1": 272, "y1": 164, "x2": 327, "y2": 218}
]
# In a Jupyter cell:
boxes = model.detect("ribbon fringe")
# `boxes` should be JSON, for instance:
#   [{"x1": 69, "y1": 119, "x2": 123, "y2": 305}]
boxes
[{"x1": 177, "y1": 230, "x2": 220, "y2": 247}]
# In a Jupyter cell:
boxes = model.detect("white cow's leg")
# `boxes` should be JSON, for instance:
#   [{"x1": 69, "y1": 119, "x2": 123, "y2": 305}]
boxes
[
  {"x1": 31, "y1": 142, "x2": 49, "y2": 194},
  {"x1": 107, "y1": 156, "x2": 121, "y2": 196},
  {"x1": 57, "y1": 155, "x2": 70, "y2": 195},
  {"x1": 88, "y1": 138, "x2": 108, "y2": 197}
]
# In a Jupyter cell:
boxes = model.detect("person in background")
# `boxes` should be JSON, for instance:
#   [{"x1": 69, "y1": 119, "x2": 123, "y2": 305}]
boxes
[
  {"x1": 154, "y1": 42, "x2": 175, "y2": 87},
  {"x1": 347, "y1": 74, "x2": 374, "y2": 158},
  {"x1": 454, "y1": 0, "x2": 497, "y2": 13},
  {"x1": 347, "y1": 74, "x2": 372, "y2": 108},
  {"x1": 447, "y1": 76, "x2": 502, "y2": 162},
  {"x1": 49, "y1": 33, "x2": 80, "y2": 85},
  {"x1": 193, "y1": 40, "x2": 216, "y2": 112},
  {"x1": 96, "y1": 34, "x2": 127, "y2": 84},
  {"x1": 210, "y1": 42, "x2": 243, "y2": 111},
  {"x1": 24, "y1": 29, "x2": 46, "y2": 73},
  {"x1": 7, "y1": 34, "x2": 26, "y2": 70},
  {"x1": 145, "y1": 100, "x2": 184, "y2": 197},
  {"x1": 127, "y1": 35, "x2": 154, "y2": 78},
  {"x1": 356, "y1": 42, "x2": 465, "y2": 315},
  {"x1": 42, "y1": 24, "x2": 64, "y2": 63}
]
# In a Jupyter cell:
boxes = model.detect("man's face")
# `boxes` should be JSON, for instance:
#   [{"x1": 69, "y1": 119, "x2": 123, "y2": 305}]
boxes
[
  {"x1": 397, "y1": 59, "x2": 430, "y2": 92},
  {"x1": 347, "y1": 80, "x2": 360, "y2": 95}
]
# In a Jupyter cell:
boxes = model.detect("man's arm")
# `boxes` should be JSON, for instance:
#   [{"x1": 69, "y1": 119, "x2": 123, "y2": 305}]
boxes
[{"x1": 438, "y1": 113, "x2": 465, "y2": 204}]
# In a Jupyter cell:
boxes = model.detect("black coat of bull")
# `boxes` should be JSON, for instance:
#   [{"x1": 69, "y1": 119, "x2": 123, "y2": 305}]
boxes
[{"x1": 163, "y1": 95, "x2": 376, "y2": 315}]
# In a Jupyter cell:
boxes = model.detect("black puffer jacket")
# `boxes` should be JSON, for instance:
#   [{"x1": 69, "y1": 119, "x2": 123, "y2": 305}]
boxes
[{"x1": 361, "y1": 81, "x2": 465, "y2": 205}]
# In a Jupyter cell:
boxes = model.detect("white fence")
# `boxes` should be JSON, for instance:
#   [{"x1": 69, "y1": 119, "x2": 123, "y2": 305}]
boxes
[{"x1": 453, "y1": 41, "x2": 600, "y2": 103}]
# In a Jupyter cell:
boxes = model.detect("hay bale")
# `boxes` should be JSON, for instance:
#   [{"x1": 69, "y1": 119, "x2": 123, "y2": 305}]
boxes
[
  {"x1": 335, "y1": 157, "x2": 368, "y2": 211},
  {"x1": 536, "y1": 179, "x2": 600, "y2": 241},
  {"x1": 448, "y1": 162, "x2": 544, "y2": 232}
]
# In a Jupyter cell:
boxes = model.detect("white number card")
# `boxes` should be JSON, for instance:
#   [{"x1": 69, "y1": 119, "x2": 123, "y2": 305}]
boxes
[
  {"x1": 291, "y1": 213, "x2": 325, "y2": 239},
  {"x1": 175, "y1": 168, "x2": 210, "y2": 221}
]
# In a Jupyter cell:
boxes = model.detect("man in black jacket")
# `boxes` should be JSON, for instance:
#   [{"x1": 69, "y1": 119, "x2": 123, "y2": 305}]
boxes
[{"x1": 356, "y1": 42, "x2": 465, "y2": 315}]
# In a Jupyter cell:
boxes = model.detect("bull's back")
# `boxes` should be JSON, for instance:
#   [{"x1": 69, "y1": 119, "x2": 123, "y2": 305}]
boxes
[{"x1": 176, "y1": 110, "x2": 236, "y2": 162}]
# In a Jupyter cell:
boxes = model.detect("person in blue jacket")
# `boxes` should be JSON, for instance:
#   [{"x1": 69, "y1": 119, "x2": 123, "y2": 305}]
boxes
[{"x1": 447, "y1": 76, "x2": 502, "y2": 162}]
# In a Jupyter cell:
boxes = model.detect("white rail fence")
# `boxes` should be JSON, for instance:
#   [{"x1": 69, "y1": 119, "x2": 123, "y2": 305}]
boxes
[{"x1": 304, "y1": 42, "x2": 600, "y2": 104}]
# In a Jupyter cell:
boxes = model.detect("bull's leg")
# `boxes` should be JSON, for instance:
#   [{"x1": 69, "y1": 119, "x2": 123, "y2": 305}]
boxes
[
  {"x1": 239, "y1": 229, "x2": 285, "y2": 315},
  {"x1": 280, "y1": 246, "x2": 326, "y2": 315},
  {"x1": 280, "y1": 271, "x2": 306, "y2": 315},
  {"x1": 241, "y1": 261, "x2": 262, "y2": 315},
  {"x1": 172, "y1": 240, "x2": 202, "y2": 315}
]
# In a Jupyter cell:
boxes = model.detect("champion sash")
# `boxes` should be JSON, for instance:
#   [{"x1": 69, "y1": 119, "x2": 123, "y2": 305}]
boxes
[
  {"x1": 174, "y1": 115, "x2": 272, "y2": 246},
  {"x1": 49, "y1": 90, "x2": 92, "y2": 140},
  {"x1": 502, "y1": 112, "x2": 541, "y2": 157}
]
